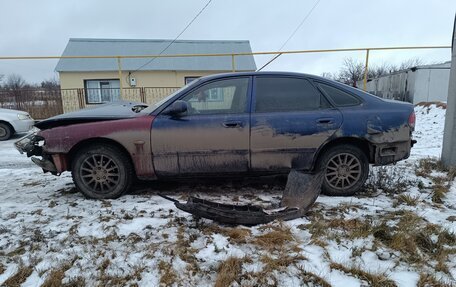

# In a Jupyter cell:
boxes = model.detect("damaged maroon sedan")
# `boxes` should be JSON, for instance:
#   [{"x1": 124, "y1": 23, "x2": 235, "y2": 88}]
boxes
[{"x1": 16, "y1": 72, "x2": 415, "y2": 199}]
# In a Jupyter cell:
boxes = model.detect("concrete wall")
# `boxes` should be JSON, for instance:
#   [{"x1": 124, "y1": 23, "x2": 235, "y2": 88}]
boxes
[
  {"x1": 413, "y1": 68, "x2": 450, "y2": 103},
  {"x1": 359, "y1": 63, "x2": 450, "y2": 104}
]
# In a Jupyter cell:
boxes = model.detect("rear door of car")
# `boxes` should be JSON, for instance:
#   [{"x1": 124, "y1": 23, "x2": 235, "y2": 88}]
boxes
[
  {"x1": 250, "y1": 76, "x2": 343, "y2": 172},
  {"x1": 151, "y1": 76, "x2": 252, "y2": 176}
]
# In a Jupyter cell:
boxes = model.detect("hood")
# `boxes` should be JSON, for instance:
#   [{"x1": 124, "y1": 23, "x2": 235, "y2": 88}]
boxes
[
  {"x1": 0, "y1": 107, "x2": 30, "y2": 116},
  {"x1": 35, "y1": 101, "x2": 149, "y2": 130}
]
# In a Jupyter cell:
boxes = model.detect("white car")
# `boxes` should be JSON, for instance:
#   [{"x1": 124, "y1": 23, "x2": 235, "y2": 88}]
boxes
[{"x1": 0, "y1": 108, "x2": 35, "y2": 141}]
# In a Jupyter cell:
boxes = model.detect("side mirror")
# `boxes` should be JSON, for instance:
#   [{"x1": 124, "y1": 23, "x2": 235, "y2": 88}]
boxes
[{"x1": 166, "y1": 100, "x2": 188, "y2": 116}]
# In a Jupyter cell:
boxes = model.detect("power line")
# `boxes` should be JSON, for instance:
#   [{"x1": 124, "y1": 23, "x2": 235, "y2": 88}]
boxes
[
  {"x1": 258, "y1": 0, "x2": 323, "y2": 71},
  {"x1": 130, "y1": 0, "x2": 213, "y2": 74}
]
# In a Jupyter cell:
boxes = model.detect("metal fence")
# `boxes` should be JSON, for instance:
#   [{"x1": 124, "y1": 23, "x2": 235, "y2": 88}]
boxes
[
  {"x1": 0, "y1": 87, "x2": 180, "y2": 119},
  {"x1": 0, "y1": 89, "x2": 63, "y2": 119}
]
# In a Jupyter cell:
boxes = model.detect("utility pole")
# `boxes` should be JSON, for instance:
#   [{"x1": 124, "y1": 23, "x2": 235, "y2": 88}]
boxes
[{"x1": 442, "y1": 14, "x2": 456, "y2": 166}]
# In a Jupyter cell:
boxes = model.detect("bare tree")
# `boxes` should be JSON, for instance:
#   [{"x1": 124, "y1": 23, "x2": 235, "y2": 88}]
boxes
[
  {"x1": 41, "y1": 77, "x2": 60, "y2": 89},
  {"x1": 398, "y1": 57, "x2": 423, "y2": 70},
  {"x1": 336, "y1": 58, "x2": 365, "y2": 87},
  {"x1": 3, "y1": 74, "x2": 26, "y2": 90},
  {"x1": 327, "y1": 57, "x2": 424, "y2": 87}
]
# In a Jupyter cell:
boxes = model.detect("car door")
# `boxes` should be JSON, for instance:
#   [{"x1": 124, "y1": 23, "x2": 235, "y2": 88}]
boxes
[
  {"x1": 250, "y1": 76, "x2": 343, "y2": 172},
  {"x1": 151, "y1": 77, "x2": 251, "y2": 176}
]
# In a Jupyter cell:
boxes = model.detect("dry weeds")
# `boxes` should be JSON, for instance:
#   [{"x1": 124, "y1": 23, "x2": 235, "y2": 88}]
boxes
[
  {"x1": 2, "y1": 265, "x2": 33, "y2": 287},
  {"x1": 214, "y1": 257, "x2": 245, "y2": 287},
  {"x1": 158, "y1": 260, "x2": 177, "y2": 286},
  {"x1": 330, "y1": 262, "x2": 396, "y2": 287}
]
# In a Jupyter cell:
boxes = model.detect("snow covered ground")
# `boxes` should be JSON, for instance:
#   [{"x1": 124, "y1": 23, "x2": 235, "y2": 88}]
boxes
[{"x1": 0, "y1": 104, "x2": 455, "y2": 287}]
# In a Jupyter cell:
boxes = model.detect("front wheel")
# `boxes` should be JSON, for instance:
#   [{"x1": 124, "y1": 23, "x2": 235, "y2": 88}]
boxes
[
  {"x1": 317, "y1": 145, "x2": 369, "y2": 196},
  {"x1": 0, "y1": 123, "x2": 13, "y2": 141},
  {"x1": 71, "y1": 144, "x2": 133, "y2": 199}
]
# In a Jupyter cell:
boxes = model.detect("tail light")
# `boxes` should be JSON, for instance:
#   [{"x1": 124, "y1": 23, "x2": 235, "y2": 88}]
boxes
[{"x1": 408, "y1": 112, "x2": 416, "y2": 130}]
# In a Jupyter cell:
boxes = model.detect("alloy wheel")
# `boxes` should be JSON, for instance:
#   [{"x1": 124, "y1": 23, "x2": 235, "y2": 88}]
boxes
[
  {"x1": 325, "y1": 152, "x2": 361, "y2": 190},
  {"x1": 79, "y1": 154, "x2": 120, "y2": 194}
]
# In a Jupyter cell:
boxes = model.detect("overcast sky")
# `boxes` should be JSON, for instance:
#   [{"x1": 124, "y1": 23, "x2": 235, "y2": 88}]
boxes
[{"x1": 0, "y1": 0, "x2": 455, "y2": 83}]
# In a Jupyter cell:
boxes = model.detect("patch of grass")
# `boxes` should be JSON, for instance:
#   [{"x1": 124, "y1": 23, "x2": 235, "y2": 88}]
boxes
[
  {"x1": 6, "y1": 245, "x2": 26, "y2": 257},
  {"x1": 296, "y1": 266, "x2": 331, "y2": 287},
  {"x1": 432, "y1": 184, "x2": 449, "y2": 204},
  {"x1": 330, "y1": 262, "x2": 396, "y2": 287},
  {"x1": 158, "y1": 260, "x2": 177, "y2": 286},
  {"x1": 395, "y1": 194, "x2": 419, "y2": 206},
  {"x1": 366, "y1": 166, "x2": 412, "y2": 194},
  {"x1": 61, "y1": 276, "x2": 86, "y2": 287},
  {"x1": 371, "y1": 211, "x2": 456, "y2": 271},
  {"x1": 417, "y1": 273, "x2": 453, "y2": 287},
  {"x1": 2, "y1": 265, "x2": 34, "y2": 287},
  {"x1": 261, "y1": 253, "x2": 306, "y2": 273},
  {"x1": 223, "y1": 227, "x2": 252, "y2": 244},
  {"x1": 42, "y1": 258, "x2": 78, "y2": 287},
  {"x1": 254, "y1": 226, "x2": 295, "y2": 250},
  {"x1": 202, "y1": 224, "x2": 252, "y2": 244},
  {"x1": 215, "y1": 257, "x2": 245, "y2": 287}
]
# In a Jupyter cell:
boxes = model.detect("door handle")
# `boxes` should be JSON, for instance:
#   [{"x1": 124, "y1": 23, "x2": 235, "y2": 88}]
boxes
[
  {"x1": 316, "y1": 118, "x2": 334, "y2": 124},
  {"x1": 222, "y1": 121, "x2": 243, "y2": 128}
]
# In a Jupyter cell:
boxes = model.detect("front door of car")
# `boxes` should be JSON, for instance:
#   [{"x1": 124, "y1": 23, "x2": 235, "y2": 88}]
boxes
[
  {"x1": 250, "y1": 76, "x2": 343, "y2": 172},
  {"x1": 151, "y1": 77, "x2": 251, "y2": 176}
]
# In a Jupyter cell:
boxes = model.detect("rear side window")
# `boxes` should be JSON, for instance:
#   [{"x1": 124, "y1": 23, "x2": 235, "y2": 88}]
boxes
[
  {"x1": 317, "y1": 83, "x2": 361, "y2": 107},
  {"x1": 255, "y1": 77, "x2": 327, "y2": 112}
]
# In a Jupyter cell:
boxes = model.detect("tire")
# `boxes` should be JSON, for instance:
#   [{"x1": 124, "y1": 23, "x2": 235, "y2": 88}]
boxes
[
  {"x1": 317, "y1": 145, "x2": 369, "y2": 196},
  {"x1": 0, "y1": 123, "x2": 13, "y2": 141},
  {"x1": 71, "y1": 144, "x2": 133, "y2": 199}
]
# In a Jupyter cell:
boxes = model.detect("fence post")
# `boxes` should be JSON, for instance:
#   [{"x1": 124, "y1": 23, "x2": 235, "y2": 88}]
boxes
[
  {"x1": 232, "y1": 54, "x2": 236, "y2": 72},
  {"x1": 363, "y1": 49, "x2": 370, "y2": 91},
  {"x1": 140, "y1": 87, "x2": 146, "y2": 103},
  {"x1": 117, "y1": 56, "x2": 124, "y2": 99}
]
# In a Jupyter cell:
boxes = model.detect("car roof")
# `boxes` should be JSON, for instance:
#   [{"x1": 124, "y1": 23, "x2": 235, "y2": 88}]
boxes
[{"x1": 198, "y1": 71, "x2": 336, "y2": 83}]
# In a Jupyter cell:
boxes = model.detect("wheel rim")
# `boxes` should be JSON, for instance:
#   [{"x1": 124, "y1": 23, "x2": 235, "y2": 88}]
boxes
[
  {"x1": 0, "y1": 126, "x2": 7, "y2": 137},
  {"x1": 79, "y1": 154, "x2": 120, "y2": 194},
  {"x1": 325, "y1": 153, "x2": 361, "y2": 190}
]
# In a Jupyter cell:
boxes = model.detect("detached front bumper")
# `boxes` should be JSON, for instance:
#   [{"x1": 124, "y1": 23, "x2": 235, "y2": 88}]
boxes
[
  {"x1": 15, "y1": 131, "x2": 43, "y2": 157},
  {"x1": 15, "y1": 131, "x2": 58, "y2": 173}
]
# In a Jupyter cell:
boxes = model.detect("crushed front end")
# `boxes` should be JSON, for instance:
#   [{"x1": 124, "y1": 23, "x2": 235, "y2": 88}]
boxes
[{"x1": 15, "y1": 130, "x2": 58, "y2": 174}]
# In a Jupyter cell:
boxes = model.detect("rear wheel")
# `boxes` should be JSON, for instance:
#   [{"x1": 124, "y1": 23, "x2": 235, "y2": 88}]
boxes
[
  {"x1": 317, "y1": 145, "x2": 369, "y2": 196},
  {"x1": 71, "y1": 144, "x2": 133, "y2": 199},
  {"x1": 0, "y1": 123, "x2": 13, "y2": 141}
]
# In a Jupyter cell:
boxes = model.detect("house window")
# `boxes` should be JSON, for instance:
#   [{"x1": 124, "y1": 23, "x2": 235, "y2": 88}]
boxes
[
  {"x1": 84, "y1": 79, "x2": 120, "y2": 104},
  {"x1": 185, "y1": 76, "x2": 200, "y2": 85}
]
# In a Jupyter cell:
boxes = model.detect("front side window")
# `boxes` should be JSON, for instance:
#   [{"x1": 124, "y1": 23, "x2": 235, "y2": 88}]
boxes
[
  {"x1": 317, "y1": 83, "x2": 361, "y2": 106},
  {"x1": 181, "y1": 77, "x2": 249, "y2": 115},
  {"x1": 85, "y1": 79, "x2": 120, "y2": 104},
  {"x1": 255, "y1": 77, "x2": 327, "y2": 112}
]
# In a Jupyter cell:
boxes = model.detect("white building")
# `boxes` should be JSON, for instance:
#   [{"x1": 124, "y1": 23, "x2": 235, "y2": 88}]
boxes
[{"x1": 358, "y1": 62, "x2": 451, "y2": 104}]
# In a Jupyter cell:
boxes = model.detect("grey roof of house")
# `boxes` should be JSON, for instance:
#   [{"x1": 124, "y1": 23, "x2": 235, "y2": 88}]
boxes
[{"x1": 55, "y1": 38, "x2": 256, "y2": 72}]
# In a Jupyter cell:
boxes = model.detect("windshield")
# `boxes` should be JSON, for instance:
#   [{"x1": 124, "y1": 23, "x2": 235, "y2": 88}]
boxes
[{"x1": 140, "y1": 81, "x2": 198, "y2": 114}]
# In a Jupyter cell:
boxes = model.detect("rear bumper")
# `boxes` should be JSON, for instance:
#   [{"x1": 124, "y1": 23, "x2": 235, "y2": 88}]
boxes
[{"x1": 372, "y1": 139, "x2": 413, "y2": 165}]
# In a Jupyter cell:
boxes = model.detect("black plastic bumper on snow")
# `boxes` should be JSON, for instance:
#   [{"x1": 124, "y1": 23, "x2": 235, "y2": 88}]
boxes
[{"x1": 160, "y1": 170, "x2": 323, "y2": 226}]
